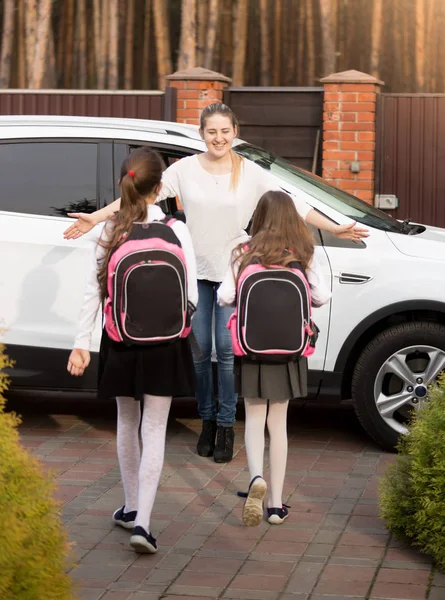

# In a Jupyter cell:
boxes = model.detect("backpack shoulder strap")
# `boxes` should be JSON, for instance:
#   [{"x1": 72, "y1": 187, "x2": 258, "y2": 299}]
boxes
[{"x1": 159, "y1": 214, "x2": 176, "y2": 227}]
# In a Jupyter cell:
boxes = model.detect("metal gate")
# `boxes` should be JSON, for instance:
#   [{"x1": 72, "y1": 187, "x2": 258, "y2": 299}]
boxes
[
  {"x1": 375, "y1": 93, "x2": 445, "y2": 227},
  {"x1": 224, "y1": 87, "x2": 324, "y2": 173},
  {"x1": 0, "y1": 87, "x2": 177, "y2": 122}
]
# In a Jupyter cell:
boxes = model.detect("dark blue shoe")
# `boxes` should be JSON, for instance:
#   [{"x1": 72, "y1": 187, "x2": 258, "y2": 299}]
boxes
[
  {"x1": 267, "y1": 504, "x2": 290, "y2": 525},
  {"x1": 130, "y1": 526, "x2": 158, "y2": 554},
  {"x1": 112, "y1": 506, "x2": 137, "y2": 529}
]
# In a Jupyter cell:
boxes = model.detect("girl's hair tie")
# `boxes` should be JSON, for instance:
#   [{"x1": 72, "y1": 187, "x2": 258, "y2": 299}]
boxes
[{"x1": 128, "y1": 170, "x2": 135, "y2": 178}]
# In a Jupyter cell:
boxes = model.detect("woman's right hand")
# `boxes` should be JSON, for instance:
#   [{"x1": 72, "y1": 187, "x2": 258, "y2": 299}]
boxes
[{"x1": 63, "y1": 212, "x2": 97, "y2": 239}]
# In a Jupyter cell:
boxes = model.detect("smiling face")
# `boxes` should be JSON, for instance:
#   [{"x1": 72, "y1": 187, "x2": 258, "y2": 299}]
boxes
[{"x1": 200, "y1": 114, "x2": 237, "y2": 160}]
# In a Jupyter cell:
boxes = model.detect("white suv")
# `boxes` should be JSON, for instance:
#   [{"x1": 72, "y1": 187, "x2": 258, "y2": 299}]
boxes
[{"x1": 2, "y1": 115, "x2": 445, "y2": 451}]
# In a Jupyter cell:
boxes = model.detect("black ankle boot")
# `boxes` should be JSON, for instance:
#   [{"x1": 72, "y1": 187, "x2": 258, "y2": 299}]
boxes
[
  {"x1": 214, "y1": 425, "x2": 234, "y2": 463},
  {"x1": 197, "y1": 420, "x2": 217, "y2": 457}
]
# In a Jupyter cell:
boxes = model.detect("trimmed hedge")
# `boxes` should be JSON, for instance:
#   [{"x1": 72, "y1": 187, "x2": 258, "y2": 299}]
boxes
[
  {"x1": 379, "y1": 373, "x2": 445, "y2": 569},
  {"x1": 0, "y1": 343, "x2": 76, "y2": 599}
]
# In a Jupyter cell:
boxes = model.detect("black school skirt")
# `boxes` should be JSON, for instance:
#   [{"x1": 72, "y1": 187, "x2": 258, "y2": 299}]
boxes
[{"x1": 97, "y1": 330, "x2": 196, "y2": 401}]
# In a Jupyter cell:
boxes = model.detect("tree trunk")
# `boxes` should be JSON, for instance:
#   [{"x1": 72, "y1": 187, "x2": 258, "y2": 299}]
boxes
[
  {"x1": 152, "y1": 0, "x2": 172, "y2": 88},
  {"x1": 297, "y1": 0, "x2": 305, "y2": 84},
  {"x1": 306, "y1": 0, "x2": 315, "y2": 85},
  {"x1": 425, "y1": 0, "x2": 435, "y2": 91},
  {"x1": 204, "y1": 0, "x2": 219, "y2": 69},
  {"x1": 287, "y1": 0, "x2": 297, "y2": 84},
  {"x1": 142, "y1": 0, "x2": 152, "y2": 88},
  {"x1": 0, "y1": 0, "x2": 15, "y2": 88},
  {"x1": 43, "y1": 17, "x2": 57, "y2": 87},
  {"x1": 401, "y1": 0, "x2": 411, "y2": 90},
  {"x1": 273, "y1": 0, "x2": 281, "y2": 85},
  {"x1": 232, "y1": 0, "x2": 248, "y2": 85},
  {"x1": 93, "y1": 0, "x2": 104, "y2": 88},
  {"x1": 370, "y1": 0, "x2": 383, "y2": 78},
  {"x1": 196, "y1": 0, "x2": 208, "y2": 66},
  {"x1": 124, "y1": 0, "x2": 135, "y2": 89},
  {"x1": 259, "y1": 0, "x2": 269, "y2": 85},
  {"x1": 32, "y1": 0, "x2": 52, "y2": 88},
  {"x1": 221, "y1": 0, "x2": 233, "y2": 76},
  {"x1": 17, "y1": 0, "x2": 27, "y2": 87},
  {"x1": 78, "y1": 0, "x2": 88, "y2": 88},
  {"x1": 319, "y1": 0, "x2": 336, "y2": 76},
  {"x1": 64, "y1": 0, "x2": 75, "y2": 88},
  {"x1": 25, "y1": 0, "x2": 38, "y2": 86},
  {"x1": 415, "y1": 0, "x2": 425, "y2": 91},
  {"x1": 178, "y1": 0, "x2": 197, "y2": 70},
  {"x1": 109, "y1": 0, "x2": 119, "y2": 88}
]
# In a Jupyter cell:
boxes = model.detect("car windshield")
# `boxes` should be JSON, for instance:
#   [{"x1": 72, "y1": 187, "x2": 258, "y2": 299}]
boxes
[{"x1": 234, "y1": 143, "x2": 405, "y2": 234}]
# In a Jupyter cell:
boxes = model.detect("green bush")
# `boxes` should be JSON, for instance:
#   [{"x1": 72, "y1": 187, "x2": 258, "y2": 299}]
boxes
[
  {"x1": 379, "y1": 373, "x2": 445, "y2": 569},
  {"x1": 0, "y1": 343, "x2": 76, "y2": 600}
]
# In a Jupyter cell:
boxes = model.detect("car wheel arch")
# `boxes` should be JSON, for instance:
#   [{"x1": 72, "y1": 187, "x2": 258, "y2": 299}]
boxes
[{"x1": 335, "y1": 300, "x2": 445, "y2": 400}]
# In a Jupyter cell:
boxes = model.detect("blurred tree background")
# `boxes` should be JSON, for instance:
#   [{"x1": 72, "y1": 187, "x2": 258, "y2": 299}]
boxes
[{"x1": 0, "y1": 0, "x2": 442, "y2": 92}]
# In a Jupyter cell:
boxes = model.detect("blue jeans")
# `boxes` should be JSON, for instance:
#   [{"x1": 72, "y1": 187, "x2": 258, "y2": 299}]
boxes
[{"x1": 191, "y1": 280, "x2": 237, "y2": 426}]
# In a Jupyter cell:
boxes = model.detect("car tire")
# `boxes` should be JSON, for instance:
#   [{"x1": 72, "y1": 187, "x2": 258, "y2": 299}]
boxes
[{"x1": 351, "y1": 321, "x2": 445, "y2": 451}]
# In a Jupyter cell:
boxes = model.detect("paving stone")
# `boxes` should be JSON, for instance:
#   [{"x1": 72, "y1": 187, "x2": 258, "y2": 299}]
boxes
[
  {"x1": 223, "y1": 589, "x2": 281, "y2": 600},
  {"x1": 14, "y1": 399, "x2": 434, "y2": 600},
  {"x1": 429, "y1": 588, "x2": 445, "y2": 600},
  {"x1": 314, "y1": 578, "x2": 371, "y2": 596},
  {"x1": 285, "y1": 561, "x2": 324, "y2": 594},
  {"x1": 432, "y1": 572, "x2": 445, "y2": 586},
  {"x1": 304, "y1": 543, "x2": 335, "y2": 557},
  {"x1": 168, "y1": 584, "x2": 225, "y2": 597},
  {"x1": 370, "y1": 582, "x2": 428, "y2": 599},
  {"x1": 70, "y1": 563, "x2": 127, "y2": 581},
  {"x1": 311, "y1": 530, "x2": 342, "y2": 544},
  {"x1": 75, "y1": 588, "x2": 104, "y2": 600},
  {"x1": 328, "y1": 502, "x2": 356, "y2": 515},
  {"x1": 310, "y1": 596, "x2": 366, "y2": 600}
]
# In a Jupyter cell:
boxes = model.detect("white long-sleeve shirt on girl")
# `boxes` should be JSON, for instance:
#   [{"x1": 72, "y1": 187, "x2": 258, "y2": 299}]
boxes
[
  {"x1": 217, "y1": 251, "x2": 332, "y2": 308},
  {"x1": 156, "y1": 154, "x2": 312, "y2": 282},
  {"x1": 73, "y1": 204, "x2": 198, "y2": 351}
]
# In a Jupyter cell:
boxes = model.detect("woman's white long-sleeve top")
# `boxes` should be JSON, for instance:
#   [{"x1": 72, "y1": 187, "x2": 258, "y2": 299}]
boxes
[
  {"x1": 156, "y1": 154, "x2": 312, "y2": 282},
  {"x1": 74, "y1": 204, "x2": 198, "y2": 351}
]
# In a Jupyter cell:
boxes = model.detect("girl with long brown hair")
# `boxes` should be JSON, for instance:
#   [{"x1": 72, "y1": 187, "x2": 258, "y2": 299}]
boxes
[
  {"x1": 67, "y1": 147, "x2": 198, "y2": 553},
  {"x1": 218, "y1": 190, "x2": 331, "y2": 527},
  {"x1": 64, "y1": 102, "x2": 366, "y2": 464}
]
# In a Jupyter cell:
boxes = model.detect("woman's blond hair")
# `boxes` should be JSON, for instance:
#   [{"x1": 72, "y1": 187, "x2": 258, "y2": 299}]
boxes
[{"x1": 200, "y1": 102, "x2": 243, "y2": 190}]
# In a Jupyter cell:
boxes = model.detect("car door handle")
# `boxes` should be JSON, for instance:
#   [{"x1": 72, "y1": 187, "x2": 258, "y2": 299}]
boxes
[{"x1": 335, "y1": 272, "x2": 373, "y2": 285}]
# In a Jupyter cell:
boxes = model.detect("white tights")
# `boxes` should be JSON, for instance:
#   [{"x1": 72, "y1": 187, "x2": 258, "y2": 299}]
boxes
[
  {"x1": 116, "y1": 395, "x2": 172, "y2": 532},
  {"x1": 244, "y1": 397, "x2": 289, "y2": 508}
]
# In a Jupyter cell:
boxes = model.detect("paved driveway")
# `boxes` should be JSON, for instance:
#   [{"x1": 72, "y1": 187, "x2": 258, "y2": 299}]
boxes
[{"x1": 10, "y1": 395, "x2": 444, "y2": 600}]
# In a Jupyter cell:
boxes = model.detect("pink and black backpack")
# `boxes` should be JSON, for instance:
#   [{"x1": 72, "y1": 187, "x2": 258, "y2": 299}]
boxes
[
  {"x1": 103, "y1": 217, "x2": 192, "y2": 345},
  {"x1": 227, "y1": 259, "x2": 318, "y2": 362}
]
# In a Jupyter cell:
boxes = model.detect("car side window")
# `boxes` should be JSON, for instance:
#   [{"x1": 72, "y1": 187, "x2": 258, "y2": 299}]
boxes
[
  {"x1": 113, "y1": 141, "x2": 197, "y2": 214},
  {"x1": 0, "y1": 141, "x2": 98, "y2": 216}
]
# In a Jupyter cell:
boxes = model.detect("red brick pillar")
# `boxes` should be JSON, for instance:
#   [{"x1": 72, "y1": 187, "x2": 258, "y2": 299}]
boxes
[
  {"x1": 320, "y1": 70, "x2": 384, "y2": 204},
  {"x1": 166, "y1": 67, "x2": 232, "y2": 125}
]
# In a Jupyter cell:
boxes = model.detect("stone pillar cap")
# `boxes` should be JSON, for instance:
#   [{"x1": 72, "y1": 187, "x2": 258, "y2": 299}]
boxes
[
  {"x1": 320, "y1": 69, "x2": 384, "y2": 86},
  {"x1": 166, "y1": 67, "x2": 232, "y2": 83}
]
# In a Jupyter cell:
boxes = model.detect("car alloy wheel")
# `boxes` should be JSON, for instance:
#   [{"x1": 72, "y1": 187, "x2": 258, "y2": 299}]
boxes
[{"x1": 374, "y1": 345, "x2": 445, "y2": 435}]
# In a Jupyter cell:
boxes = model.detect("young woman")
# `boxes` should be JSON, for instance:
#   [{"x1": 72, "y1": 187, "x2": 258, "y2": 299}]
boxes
[
  {"x1": 67, "y1": 147, "x2": 198, "y2": 553},
  {"x1": 64, "y1": 102, "x2": 367, "y2": 464},
  {"x1": 217, "y1": 190, "x2": 331, "y2": 526}
]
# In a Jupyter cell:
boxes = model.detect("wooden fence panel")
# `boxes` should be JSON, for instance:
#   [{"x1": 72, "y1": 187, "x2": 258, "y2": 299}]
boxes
[{"x1": 224, "y1": 87, "x2": 324, "y2": 173}]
